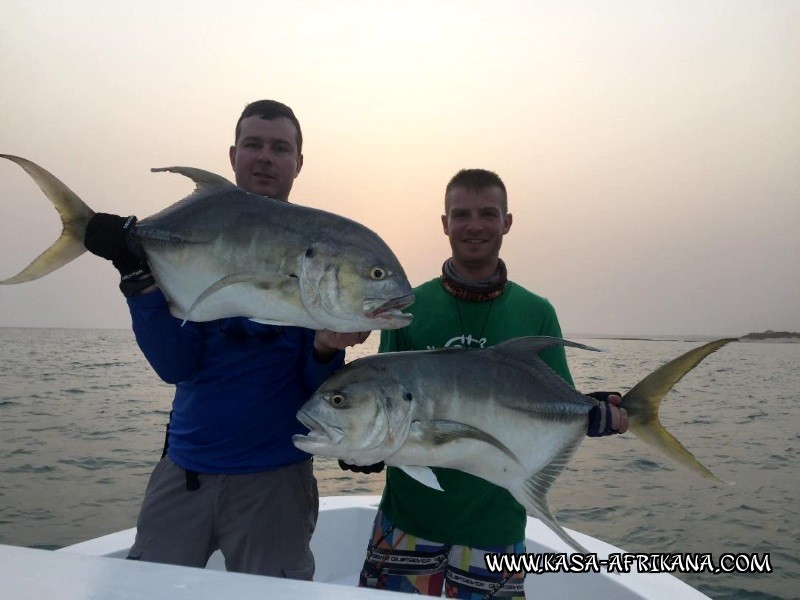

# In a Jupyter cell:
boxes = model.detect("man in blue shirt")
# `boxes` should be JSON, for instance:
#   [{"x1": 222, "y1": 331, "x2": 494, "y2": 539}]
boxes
[{"x1": 84, "y1": 100, "x2": 369, "y2": 578}]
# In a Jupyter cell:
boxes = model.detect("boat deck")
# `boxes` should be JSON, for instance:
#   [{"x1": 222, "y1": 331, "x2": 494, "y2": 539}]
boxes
[{"x1": 1, "y1": 496, "x2": 709, "y2": 599}]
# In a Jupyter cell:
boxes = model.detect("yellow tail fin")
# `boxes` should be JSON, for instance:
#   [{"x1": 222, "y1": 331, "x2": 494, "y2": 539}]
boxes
[
  {"x1": 1, "y1": 155, "x2": 94, "y2": 284},
  {"x1": 623, "y1": 338, "x2": 737, "y2": 484}
]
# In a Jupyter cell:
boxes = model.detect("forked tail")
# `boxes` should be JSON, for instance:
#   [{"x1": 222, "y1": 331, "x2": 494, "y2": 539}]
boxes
[
  {"x1": 623, "y1": 338, "x2": 737, "y2": 484},
  {"x1": 0, "y1": 154, "x2": 94, "y2": 284}
]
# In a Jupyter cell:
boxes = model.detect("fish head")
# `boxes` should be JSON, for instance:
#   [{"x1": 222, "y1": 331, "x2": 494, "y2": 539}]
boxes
[
  {"x1": 298, "y1": 232, "x2": 414, "y2": 332},
  {"x1": 293, "y1": 359, "x2": 414, "y2": 464}
]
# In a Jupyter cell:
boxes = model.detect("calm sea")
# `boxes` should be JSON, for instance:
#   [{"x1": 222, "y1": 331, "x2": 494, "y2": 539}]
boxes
[{"x1": 0, "y1": 328, "x2": 797, "y2": 599}]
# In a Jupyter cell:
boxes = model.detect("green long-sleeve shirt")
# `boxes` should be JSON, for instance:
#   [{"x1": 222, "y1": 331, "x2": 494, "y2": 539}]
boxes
[{"x1": 378, "y1": 278, "x2": 573, "y2": 546}]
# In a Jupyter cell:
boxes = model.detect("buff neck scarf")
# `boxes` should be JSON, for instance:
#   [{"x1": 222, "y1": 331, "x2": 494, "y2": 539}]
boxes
[{"x1": 440, "y1": 258, "x2": 507, "y2": 302}]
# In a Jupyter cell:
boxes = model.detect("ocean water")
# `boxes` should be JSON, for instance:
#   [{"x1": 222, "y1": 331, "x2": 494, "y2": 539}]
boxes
[{"x1": 0, "y1": 328, "x2": 797, "y2": 599}]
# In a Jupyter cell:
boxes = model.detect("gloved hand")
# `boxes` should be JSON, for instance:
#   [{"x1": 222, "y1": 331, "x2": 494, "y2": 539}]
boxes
[
  {"x1": 586, "y1": 391, "x2": 627, "y2": 436},
  {"x1": 338, "y1": 459, "x2": 385, "y2": 474},
  {"x1": 84, "y1": 213, "x2": 154, "y2": 296}
]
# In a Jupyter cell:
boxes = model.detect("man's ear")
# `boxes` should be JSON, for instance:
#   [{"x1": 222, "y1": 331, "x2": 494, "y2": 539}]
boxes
[{"x1": 503, "y1": 213, "x2": 513, "y2": 234}]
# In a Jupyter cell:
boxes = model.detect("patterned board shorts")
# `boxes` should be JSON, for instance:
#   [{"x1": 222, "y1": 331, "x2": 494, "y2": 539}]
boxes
[{"x1": 359, "y1": 509, "x2": 526, "y2": 599}]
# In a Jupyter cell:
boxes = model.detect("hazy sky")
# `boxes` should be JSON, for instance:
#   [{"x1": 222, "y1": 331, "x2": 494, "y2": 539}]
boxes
[{"x1": 1, "y1": 0, "x2": 797, "y2": 336}]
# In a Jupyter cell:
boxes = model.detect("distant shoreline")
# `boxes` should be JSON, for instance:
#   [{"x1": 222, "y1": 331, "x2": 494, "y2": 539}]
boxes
[
  {"x1": 568, "y1": 334, "x2": 730, "y2": 343},
  {"x1": 573, "y1": 330, "x2": 800, "y2": 344},
  {"x1": 739, "y1": 330, "x2": 800, "y2": 342}
]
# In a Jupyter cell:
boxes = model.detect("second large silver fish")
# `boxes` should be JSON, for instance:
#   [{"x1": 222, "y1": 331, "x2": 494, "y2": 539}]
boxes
[
  {"x1": 1, "y1": 155, "x2": 414, "y2": 332},
  {"x1": 293, "y1": 336, "x2": 735, "y2": 552}
]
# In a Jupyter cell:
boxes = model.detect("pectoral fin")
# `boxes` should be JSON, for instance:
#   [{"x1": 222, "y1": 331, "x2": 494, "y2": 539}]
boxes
[
  {"x1": 428, "y1": 420, "x2": 522, "y2": 465},
  {"x1": 184, "y1": 272, "x2": 296, "y2": 322},
  {"x1": 397, "y1": 466, "x2": 444, "y2": 491}
]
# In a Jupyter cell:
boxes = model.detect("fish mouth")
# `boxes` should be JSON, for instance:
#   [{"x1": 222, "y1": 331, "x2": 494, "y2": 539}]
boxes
[
  {"x1": 364, "y1": 293, "x2": 415, "y2": 320},
  {"x1": 296, "y1": 410, "x2": 345, "y2": 445}
]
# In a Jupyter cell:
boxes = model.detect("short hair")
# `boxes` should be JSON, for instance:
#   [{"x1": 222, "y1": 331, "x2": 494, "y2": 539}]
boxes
[
  {"x1": 444, "y1": 169, "x2": 508, "y2": 213},
  {"x1": 234, "y1": 100, "x2": 303, "y2": 154}
]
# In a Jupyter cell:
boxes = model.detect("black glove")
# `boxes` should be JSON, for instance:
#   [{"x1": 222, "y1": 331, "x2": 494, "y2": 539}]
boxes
[
  {"x1": 84, "y1": 213, "x2": 154, "y2": 297},
  {"x1": 338, "y1": 459, "x2": 385, "y2": 474},
  {"x1": 586, "y1": 391, "x2": 622, "y2": 437}
]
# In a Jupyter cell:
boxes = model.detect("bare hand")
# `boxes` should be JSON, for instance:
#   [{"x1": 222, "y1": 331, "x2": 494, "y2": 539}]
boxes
[
  {"x1": 314, "y1": 330, "x2": 371, "y2": 361},
  {"x1": 606, "y1": 394, "x2": 629, "y2": 434}
]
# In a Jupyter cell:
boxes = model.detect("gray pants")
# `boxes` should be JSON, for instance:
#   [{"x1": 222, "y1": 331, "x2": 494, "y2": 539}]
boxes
[{"x1": 127, "y1": 456, "x2": 318, "y2": 579}]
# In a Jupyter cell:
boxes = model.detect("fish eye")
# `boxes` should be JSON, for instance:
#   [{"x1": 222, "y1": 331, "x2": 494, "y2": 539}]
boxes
[
  {"x1": 370, "y1": 267, "x2": 386, "y2": 280},
  {"x1": 329, "y1": 393, "x2": 345, "y2": 407}
]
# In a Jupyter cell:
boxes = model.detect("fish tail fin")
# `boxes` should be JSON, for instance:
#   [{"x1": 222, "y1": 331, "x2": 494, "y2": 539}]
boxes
[
  {"x1": 1, "y1": 154, "x2": 94, "y2": 284},
  {"x1": 622, "y1": 338, "x2": 737, "y2": 484}
]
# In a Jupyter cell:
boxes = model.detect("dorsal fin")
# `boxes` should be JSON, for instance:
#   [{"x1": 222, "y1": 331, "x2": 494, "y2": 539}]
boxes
[
  {"x1": 151, "y1": 166, "x2": 236, "y2": 195},
  {"x1": 490, "y1": 336, "x2": 602, "y2": 363},
  {"x1": 141, "y1": 166, "x2": 241, "y2": 230}
]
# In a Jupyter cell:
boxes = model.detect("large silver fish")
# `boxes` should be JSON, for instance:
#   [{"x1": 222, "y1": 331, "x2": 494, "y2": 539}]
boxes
[
  {"x1": 1, "y1": 154, "x2": 413, "y2": 332},
  {"x1": 293, "y1": 336, "x2": 735, "y2": 552}
]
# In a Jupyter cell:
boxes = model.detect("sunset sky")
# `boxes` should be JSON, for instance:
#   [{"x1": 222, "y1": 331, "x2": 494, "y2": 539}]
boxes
[{"x1": 1, "y1": 0, "x2": 797, "y2": 336}]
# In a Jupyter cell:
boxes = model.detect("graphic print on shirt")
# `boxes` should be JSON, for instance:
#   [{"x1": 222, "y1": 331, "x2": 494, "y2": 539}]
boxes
[{"x1": 427, "y1": 332, "x2": 488, "y2": 350}]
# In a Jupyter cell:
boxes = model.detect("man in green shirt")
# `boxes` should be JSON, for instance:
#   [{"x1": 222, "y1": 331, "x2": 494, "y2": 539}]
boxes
[{"x1": 349, "y1": 169, "x2": 627, "y2": 598}]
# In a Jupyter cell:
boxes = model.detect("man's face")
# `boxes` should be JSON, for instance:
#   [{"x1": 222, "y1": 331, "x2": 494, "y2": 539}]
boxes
[
  {"x1": 441, "y1": 186, "x2": 512, "y2": 276},
  {"x1": 229, "y1": 116, "x2": 303, "y2": 201}
]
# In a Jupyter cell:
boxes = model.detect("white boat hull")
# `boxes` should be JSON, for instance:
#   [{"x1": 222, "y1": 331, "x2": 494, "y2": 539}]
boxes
[{"x1": 0, "y1": 496, "x2": 708, "y2": 599}]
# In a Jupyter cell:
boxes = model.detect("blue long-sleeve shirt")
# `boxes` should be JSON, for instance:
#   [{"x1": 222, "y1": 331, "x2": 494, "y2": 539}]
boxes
[{"x1": 127, "y1": 289, "x2": 344, "y2": 473}]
